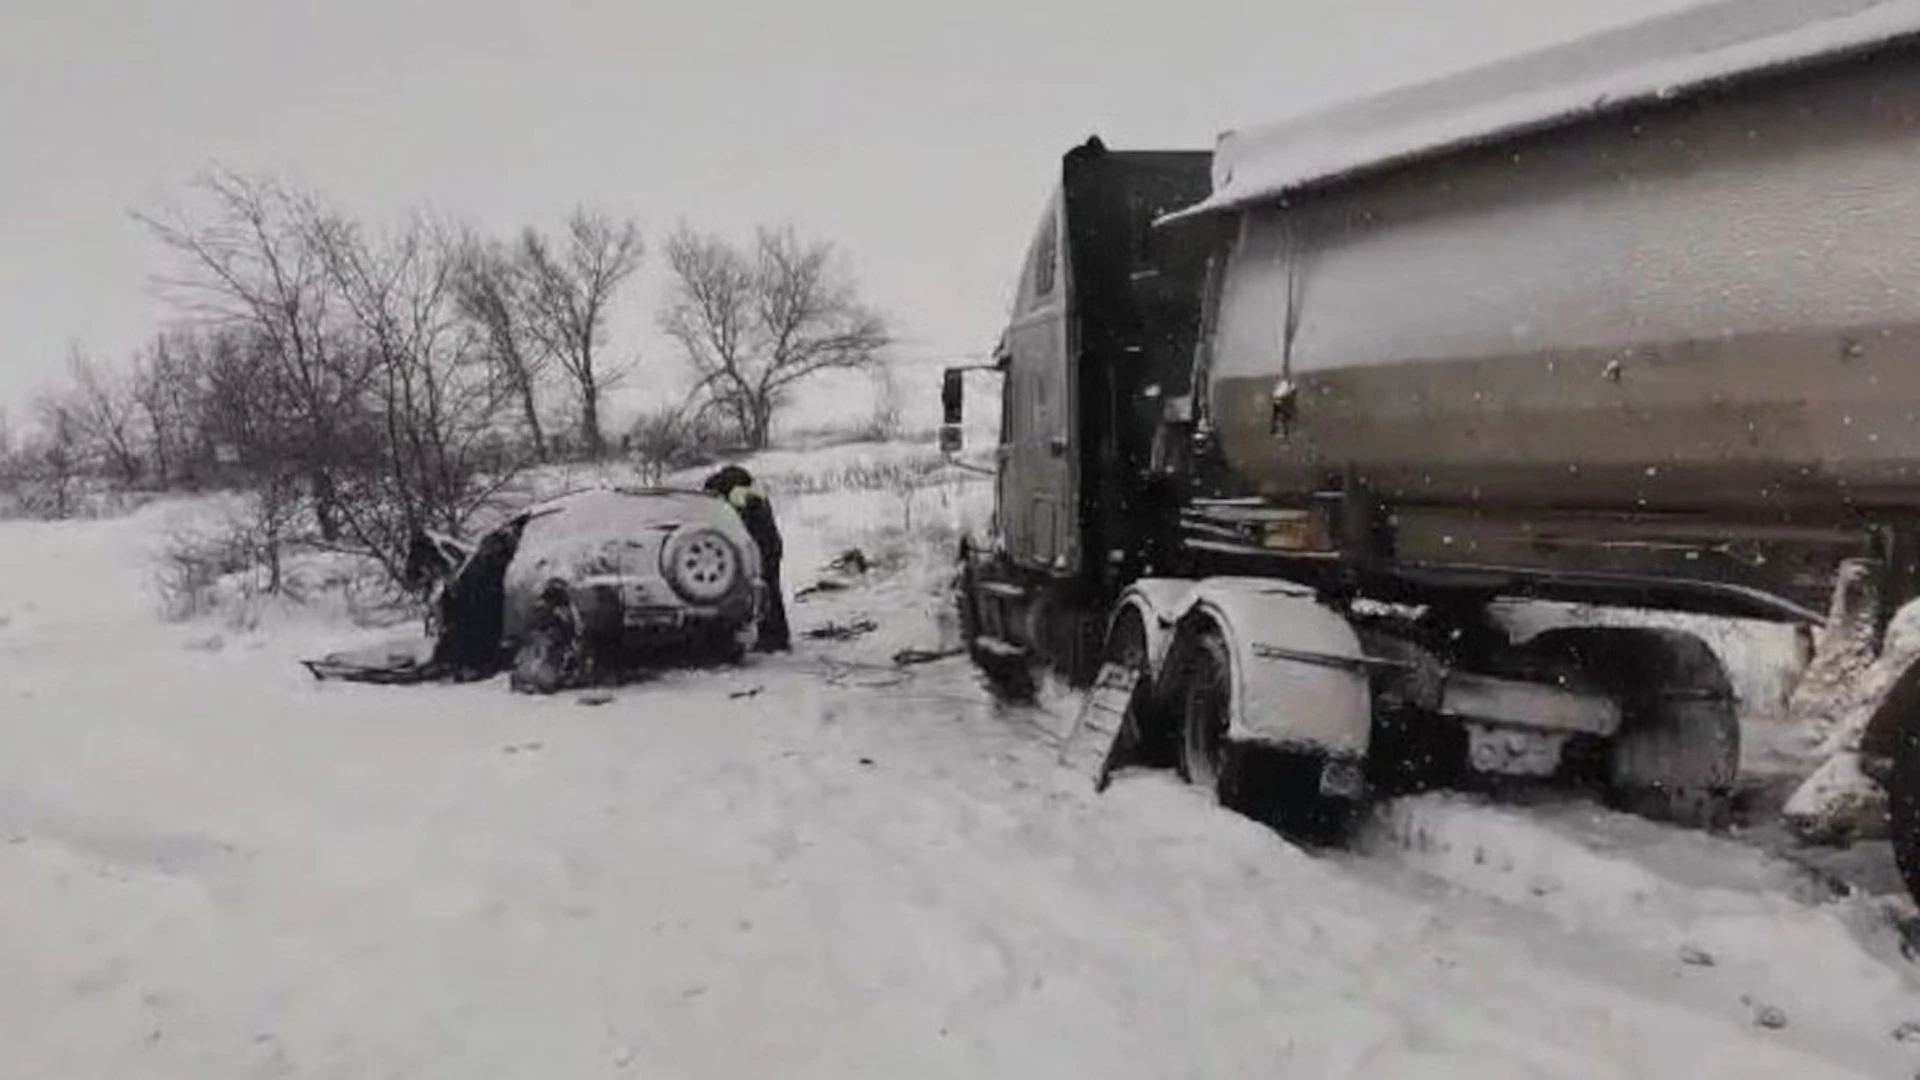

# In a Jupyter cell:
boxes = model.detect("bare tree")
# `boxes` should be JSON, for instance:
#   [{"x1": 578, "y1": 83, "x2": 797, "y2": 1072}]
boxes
[
  {"x1": 661, "y1": 224, "x2": 890, "y2": 450},
  {"x1": 0, "y1": 405, "x2": 17, "y2": 510},
  {"x1": 454, "y1": 239, "x2": 549, "y2": 460},
  {"x1": 28, "y1": 393, "x2": 83, "y2": 519},
  {"x1": 625, "y1": 401, "x2": 732, "y2": 485},
  {"x1": 308, "y1": 211, "x2": 520, "y2": 577},
  {"x1": 137, "y1": 171, "x2": 377, "y2": 539},
  {"x1": 516, "y1": 210, "x2": 643, "y2": 459},
  {"x1": 65, "y1": 349, "x2": 145, "y2": 486},
  {"x1": 129, "y1": 332, "x2": 205, "y2": 488},
  {"x1": 188, "y1": 326, "x2": 294, "y2": 488}
]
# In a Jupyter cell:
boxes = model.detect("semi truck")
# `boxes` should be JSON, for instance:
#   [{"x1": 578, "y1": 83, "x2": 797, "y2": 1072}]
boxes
[{"x1": 942, "y1": 0, "x2": 1920, "y2": 905}]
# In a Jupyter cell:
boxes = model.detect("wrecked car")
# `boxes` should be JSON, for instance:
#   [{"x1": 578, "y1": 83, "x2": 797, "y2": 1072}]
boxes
[{"x1": 423, "y1": 487, "x2": 765, "y2": 692}]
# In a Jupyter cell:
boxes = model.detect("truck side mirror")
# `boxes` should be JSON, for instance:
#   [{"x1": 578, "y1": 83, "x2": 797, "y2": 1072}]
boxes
[
  {"x1": 940, "y1": 368, "x2": 964, "y2": 453},
  {"x1": 942, "y1": 368, "x2": 964, "y2": 425}
]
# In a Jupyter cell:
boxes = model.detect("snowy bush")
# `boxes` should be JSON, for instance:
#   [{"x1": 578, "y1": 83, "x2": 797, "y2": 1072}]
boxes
[
  {"x1": 625, "y1": 405, "x2": 737, "y2": 484},
  {"x1": 152, "y1": 488, "x2": 411, "y2": 630},
  {"x1": 155, "y1": 505, "x2": 287, "y2": 624},
  {"x1": 753, "y1": 452, "x2": 954, "y2": 498}
]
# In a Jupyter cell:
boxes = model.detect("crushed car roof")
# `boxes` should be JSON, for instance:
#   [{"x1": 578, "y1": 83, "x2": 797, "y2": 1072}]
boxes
[{"x1": 1163, "y1": 0, "x2": 1920, "y2": 221}]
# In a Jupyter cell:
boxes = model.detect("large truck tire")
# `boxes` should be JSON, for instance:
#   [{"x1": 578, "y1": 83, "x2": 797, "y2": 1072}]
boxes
[
  {"x1": 1170, "y1": 625, "x2": 1358, "y2": 844},
  {"x1": 1175, "y1": 627, "x2": 1246, "y2": 804},
  {"x1": 1526, "y1": 626, "x2": 1740, "y2": 830}
]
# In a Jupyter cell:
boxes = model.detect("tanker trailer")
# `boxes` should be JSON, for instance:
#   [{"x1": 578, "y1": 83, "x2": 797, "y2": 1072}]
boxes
[{"x1": 944, "y1": 0, "x2": 1920, "y2": 905}]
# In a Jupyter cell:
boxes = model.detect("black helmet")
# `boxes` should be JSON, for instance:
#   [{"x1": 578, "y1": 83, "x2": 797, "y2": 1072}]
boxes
[{"x1": 703, "y1": 465, "x2": 753, "y2": 496}]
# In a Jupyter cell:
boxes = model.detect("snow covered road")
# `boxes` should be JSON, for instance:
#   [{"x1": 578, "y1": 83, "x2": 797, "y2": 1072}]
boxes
[{"x1": 4, "y1": 499, "x2": 1920, "y2": 1078}]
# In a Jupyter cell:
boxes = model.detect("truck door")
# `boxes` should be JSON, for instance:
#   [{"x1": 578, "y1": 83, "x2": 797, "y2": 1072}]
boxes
[{"x1": 999, "y1": 193, "x2": 1077, "y2": 575}]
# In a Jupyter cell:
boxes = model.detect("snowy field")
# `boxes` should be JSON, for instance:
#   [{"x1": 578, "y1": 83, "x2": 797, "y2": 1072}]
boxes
[{"x1": 7, "y1": 437, "x2": 1920, "y2": 1078}]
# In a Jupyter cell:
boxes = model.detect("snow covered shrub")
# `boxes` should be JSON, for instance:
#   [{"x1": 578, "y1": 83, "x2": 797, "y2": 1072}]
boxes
[
  {"x1": 153, "y1": 476, "x2": 307, "y2": 625},
  {"x1": 760, "y1": 452, "x2": 951, "y2": 498},
  {"x1": 153, "y1": 488, "x2": 415, "y2": 630},
  {"x1": 155, "y1": 512, "x2": 274, "y2": 623},
  {"x1": 626, "y1": 405, "x2": 736, "y2": 485}
]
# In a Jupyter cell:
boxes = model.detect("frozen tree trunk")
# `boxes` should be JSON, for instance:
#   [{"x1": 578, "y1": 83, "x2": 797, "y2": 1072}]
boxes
[
  {"x1": 579, "y1": 384, "x2": 604, "y2": 460},
  {"x1": 517, "y1": 377, "x2": 547, "y2": 462}
]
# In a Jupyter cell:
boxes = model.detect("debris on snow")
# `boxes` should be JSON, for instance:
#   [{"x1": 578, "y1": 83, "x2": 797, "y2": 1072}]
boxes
[
  {"x1": 815, "y1": 659, "x2": 913, "y2": 689},
  {"x1": 805, "y1": 618, "x2": 879, "y2": 641},
  {"x1": 1680, "y1": 943, "x2": 1718, "y2": 967},
  {"x1": 892, "y1": 646, "x2": 964, "y2": 667},
  {"x1": 796, "y1": 549, "x2": 876, "y2": 601},
  {"x1": 1744, "y1": 996, "x2": 1789, "y2": 1030},
  {"x1": 577, "y1": 692, "x2": 615, "y2": 707},
  {"x1": 827, "y1": 548, "x2": 871, "y2": 575}
]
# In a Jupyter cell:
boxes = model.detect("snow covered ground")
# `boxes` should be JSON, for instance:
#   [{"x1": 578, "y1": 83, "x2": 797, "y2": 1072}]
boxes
[{"x1": 6, "y1": 446, "x2": 1920, "y2": 1078}]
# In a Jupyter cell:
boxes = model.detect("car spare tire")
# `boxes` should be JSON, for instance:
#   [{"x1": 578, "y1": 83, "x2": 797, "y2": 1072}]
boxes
[{"x1": 662, "y1": 528, "x2": 743, "y2": 605}]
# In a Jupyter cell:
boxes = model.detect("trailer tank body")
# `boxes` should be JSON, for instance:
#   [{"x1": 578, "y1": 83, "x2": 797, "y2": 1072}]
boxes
[{"x1": 1174, "y1": 0, "x2": 1920, "y2": 618}]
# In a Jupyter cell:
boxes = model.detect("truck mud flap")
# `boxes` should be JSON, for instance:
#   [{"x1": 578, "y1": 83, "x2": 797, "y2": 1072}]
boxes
[{"x1": 1082, "y1": 662, "x2": 1145, "y2": 792}]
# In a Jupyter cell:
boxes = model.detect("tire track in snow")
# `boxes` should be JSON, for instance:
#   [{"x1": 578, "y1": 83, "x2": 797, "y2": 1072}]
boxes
[
  {"x1": 687, "y1": 649, "x2": 1904, "y2": 1075},
  {"x1": 1341, "y1": 790, "x2": 1920, "y2": 1070}
]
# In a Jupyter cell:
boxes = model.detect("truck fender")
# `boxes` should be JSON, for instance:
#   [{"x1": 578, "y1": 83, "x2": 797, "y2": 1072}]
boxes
[
  {"x1": 1107, "y1": 579, "x2": 1195, "y2": 682},
  {"x1": 1112, "y1": 577, "x2": 1374, "y2": 759}
]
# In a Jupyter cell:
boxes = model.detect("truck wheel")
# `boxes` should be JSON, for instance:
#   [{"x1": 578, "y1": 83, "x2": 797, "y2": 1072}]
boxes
[
  {"x1": 1529, "y1": 626, "x2": 1739, "y2": 829},
  {"x1": 1111, "y1": 610, "x2": 1174, "y2": 763},
  {"x1": 1177, "y1": 628, "x2": 1244, "y2": 805},
  {"x1": 1173, "y1": 624, "x2": 1357, "y2": 842}
]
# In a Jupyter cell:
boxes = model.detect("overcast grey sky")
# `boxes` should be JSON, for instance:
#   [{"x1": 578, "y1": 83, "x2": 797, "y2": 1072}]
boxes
[{"x1": 1, "y1": 0, "x2": 1698, "y2": 419}]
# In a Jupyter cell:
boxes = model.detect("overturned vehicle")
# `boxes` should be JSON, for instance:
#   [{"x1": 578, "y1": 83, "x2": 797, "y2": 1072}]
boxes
[{"x1": 331, "y1": 487, "x2": 766, "y2": 692}]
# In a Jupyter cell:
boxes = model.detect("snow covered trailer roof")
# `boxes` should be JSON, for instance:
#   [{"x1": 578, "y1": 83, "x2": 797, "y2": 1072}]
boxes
[{"x1": 1165, "y1": 0, "x2": 1920, "y2": 221}]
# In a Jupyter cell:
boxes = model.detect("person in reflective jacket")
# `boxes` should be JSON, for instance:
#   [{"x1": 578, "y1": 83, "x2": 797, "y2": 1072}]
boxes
[{"x1": 702, "y1": 464, "x2": 792, "y2": 652}]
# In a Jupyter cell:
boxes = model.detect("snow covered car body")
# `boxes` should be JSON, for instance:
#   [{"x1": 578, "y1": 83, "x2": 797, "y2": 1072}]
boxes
[{"x1": 444, "y1": 487, "x2": 764, "y2": 677}]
